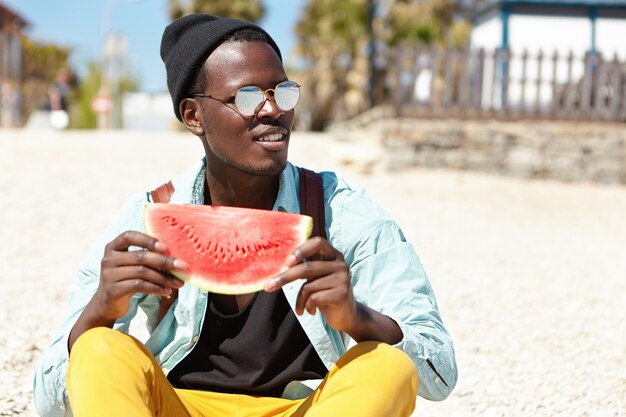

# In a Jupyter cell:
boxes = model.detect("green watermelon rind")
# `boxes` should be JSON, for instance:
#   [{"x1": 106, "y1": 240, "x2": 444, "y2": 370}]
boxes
[{"x1": 143, "y1": 204, "x2": 313, "y2": 294}]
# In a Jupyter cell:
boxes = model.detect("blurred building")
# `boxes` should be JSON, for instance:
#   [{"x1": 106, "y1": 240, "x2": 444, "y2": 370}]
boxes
[
  {"x1": 0, "y1": 2, "x2": 28, "y2": 127},
  {"x1": 122, "y1": 92, "x2": 178, "y2": 131},
  {"x1": 471, "y1": 0, "x2": 626, "y2": 58},
  {"x1": 464, "y1": 0, "x2": 626, "y2": 116}
]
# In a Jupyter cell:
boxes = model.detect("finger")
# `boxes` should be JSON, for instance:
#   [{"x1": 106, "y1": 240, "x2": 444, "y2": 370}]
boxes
[
  {"x1": 106, "y1": 231, "x2": 168, "y2": 253},
  {"x1": 296, "y1": 273, "x2": 352, "y2": 315},
  {"x1": 110, "y1": 265, "x2": 184, "y2": 291},
  {"x1": 294, "y1": 277, "x2": 335, "y2": 315},
  {"x1": 304, "y1": 286, "x2": 351, "y2": 316},
  {"x1": 110, "y1": 250, "x2": 188, "y2": 272},
  {"x1": 264, "y1": 259, "x2": 347, "y2": 291},
  {"x1": 111, "y1": 278, "x2": 173, "y2": 299},
  {"x1": 162, "y1": 271, "x2": 186, "y2": 289},
  {"x1": 286, "y1": 237, "x2": 343, "y2": 267}
]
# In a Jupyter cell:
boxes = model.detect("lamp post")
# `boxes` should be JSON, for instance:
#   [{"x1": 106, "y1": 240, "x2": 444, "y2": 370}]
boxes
[
  {"x1": 96, "y1": 0, "x2": 139, "y2": 129},
  {"x1": 96, "y1": 0, "x2": 115, "y2": 130},
  {"x1": 367, "y1": 0, "x2": 377, "y2": 108}
]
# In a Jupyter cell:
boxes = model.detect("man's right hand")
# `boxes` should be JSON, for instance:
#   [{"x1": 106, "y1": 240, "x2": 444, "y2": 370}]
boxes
[
  {"x1": 68, "y1": 231, "x2": 187, "y2": 351},
  {"x1": 94, "y1": 231, "x2": 186, "y2": 321}
]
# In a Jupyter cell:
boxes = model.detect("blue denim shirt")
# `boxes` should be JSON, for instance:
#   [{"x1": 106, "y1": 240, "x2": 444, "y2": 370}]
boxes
[{"x1": 33, "y1": 160, "x2": 458, "y2": 417}]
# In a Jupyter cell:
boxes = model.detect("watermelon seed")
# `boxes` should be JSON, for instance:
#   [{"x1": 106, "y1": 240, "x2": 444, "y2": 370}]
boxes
[
  {"x1": 162, "y1": 216, "x2": 179, "y2": 227},
  {"x1": 212, "y1": 244, "x2": 221, "y2": 262}
]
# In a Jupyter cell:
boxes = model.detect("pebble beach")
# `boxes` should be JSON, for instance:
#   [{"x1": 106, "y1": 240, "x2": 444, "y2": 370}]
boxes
[{"x1": 1, "y1": 128, "x2": 625, "y2": 416}]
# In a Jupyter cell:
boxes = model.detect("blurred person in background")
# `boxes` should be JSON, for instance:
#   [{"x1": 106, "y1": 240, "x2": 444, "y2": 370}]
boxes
[
  {"x1": 48, "y1": 68, "x2": 71, "y2": 112},
  {"x1": 47, "y1": 68, "x2": 72, "y2": 129}
]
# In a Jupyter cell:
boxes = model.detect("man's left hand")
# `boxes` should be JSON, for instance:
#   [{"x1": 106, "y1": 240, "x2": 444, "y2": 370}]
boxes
[{"x1": 264, "y1": 236, "x2": 358, "y2": 332}]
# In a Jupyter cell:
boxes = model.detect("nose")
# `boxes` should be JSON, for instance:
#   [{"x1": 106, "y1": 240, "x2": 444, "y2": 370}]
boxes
[{"x1": 255, "y1": 92, "x2": 284, "y2": 120}]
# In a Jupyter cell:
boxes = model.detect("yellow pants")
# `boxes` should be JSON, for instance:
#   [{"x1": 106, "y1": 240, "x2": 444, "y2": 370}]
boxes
[{"x1": 67, "y1": 327, "x2": 418, "y2": 417}]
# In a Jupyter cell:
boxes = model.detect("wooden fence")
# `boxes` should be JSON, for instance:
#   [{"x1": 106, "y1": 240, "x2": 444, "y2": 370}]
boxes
[{"x1": 389, "y1": 45, "x2": 626, "y2": 122}]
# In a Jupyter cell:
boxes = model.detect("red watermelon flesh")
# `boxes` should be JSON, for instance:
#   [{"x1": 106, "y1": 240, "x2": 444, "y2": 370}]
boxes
[{"x1": 144, "y1": 203, "x2": 312, "y2": 294}]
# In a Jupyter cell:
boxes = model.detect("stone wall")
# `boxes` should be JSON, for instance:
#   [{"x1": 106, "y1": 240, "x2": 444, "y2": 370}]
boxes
[{"x1": 381, "y1": 119, "x2": 626, "y2": 184}]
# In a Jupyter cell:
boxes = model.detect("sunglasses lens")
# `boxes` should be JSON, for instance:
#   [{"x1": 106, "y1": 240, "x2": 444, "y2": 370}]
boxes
[
  {"x1": 235, "y1": 86, "x2": 263, "y2": 116},
  {"x1": 275, "y1": 81, "x2": 300, "y2": 111},
  {"x1": 234, "y1": 82, "x2": 301, "y2": 116}
]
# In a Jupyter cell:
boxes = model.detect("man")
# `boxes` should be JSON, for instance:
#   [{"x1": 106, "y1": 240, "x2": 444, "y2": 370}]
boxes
[{"x1": 34, "y1": 14, "x2": 457, "y2": 417}]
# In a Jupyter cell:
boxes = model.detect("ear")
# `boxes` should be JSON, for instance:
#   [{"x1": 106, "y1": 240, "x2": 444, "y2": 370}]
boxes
[{"x1": 180, "y1": 98, "x2": 205, "y2": 137}]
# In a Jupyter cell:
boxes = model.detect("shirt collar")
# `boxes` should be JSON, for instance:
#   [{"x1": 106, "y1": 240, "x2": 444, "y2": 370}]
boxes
[{"x1": 273, "y1": 162, "x2": 300, "y2": 214}]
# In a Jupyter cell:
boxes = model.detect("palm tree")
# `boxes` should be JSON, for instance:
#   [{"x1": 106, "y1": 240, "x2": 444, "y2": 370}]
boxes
[
  {"x1": 168, "y1": 0, "x2": 264, "y2": 22},
  {"x1": 294, "y1": 0, "x2": 470, "y2": 130},
  {"x1": 295, "y1": 0, "x2": 370, "y2": 130}
]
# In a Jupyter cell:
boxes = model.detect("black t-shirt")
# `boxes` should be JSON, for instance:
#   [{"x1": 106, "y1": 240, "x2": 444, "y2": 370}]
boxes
[{"x1": 167, "y1": 290, "x2": 328, "y2": 397}]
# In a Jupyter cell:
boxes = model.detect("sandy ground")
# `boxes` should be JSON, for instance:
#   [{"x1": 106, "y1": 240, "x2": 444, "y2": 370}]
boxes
[{"x1": 1, "y1": 128, "x2": 625, "y2": 417}]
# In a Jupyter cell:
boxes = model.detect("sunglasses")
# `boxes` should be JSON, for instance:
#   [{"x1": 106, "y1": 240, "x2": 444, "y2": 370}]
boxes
[{"x1": 191, "y1": 81, "x2": 301, "y2": 117}]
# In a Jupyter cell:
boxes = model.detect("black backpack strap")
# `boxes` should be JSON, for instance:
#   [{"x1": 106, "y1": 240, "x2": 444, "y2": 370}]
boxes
[
  {"x1": 298, "y1": 167, "x2": 327, "y2": 240},
  {"x1": 283, "y1": 167, "x2": 326, "y2": 401}
]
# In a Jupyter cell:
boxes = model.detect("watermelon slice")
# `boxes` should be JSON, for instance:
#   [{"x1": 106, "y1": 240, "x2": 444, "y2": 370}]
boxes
[{"x1": 144, "y1": 203, "x2": 312, "y2": 294}]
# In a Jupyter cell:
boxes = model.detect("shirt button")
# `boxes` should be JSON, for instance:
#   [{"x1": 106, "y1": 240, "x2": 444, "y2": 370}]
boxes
[{"x1": 192, "y1": 335, "x2": 199, "y2": 343}]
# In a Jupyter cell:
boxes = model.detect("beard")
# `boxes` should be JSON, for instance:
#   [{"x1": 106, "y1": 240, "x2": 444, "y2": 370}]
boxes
[
  {"x1": 204, "y1": 142, "x2": 289, "y2": 178},
  {"x1": 237, "y1": 159, "x2": 288, "y2": 177}
]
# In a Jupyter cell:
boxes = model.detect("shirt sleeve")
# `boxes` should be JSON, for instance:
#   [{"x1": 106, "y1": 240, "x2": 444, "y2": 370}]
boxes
[
  {"x1": 332, "y1": 182, "x2": 458, "y2": 401},
  {"x1": 33, "y1": 194, "x2": 147, "y2": 417}
]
